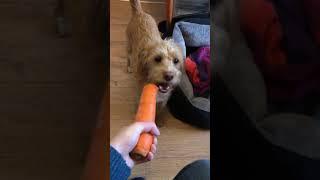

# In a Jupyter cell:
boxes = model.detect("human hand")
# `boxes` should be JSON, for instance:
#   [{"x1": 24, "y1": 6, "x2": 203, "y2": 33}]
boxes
[{"x1": 110, "y1": 122, "x2": 160, "y2": 168}]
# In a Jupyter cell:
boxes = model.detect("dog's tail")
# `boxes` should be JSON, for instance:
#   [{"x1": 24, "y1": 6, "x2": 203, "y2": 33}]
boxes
[{"x1": 130, "y1": 0, "x2": 143, "y2": 13}]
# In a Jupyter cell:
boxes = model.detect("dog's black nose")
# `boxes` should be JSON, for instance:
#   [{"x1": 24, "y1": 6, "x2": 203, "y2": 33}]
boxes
[{"x1": 164, "y1": 72, "x2": 174, "y2": 81}]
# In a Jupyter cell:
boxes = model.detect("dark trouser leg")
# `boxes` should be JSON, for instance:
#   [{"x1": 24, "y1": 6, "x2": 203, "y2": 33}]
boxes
[{"x1": 174, "y1": 159, "x2": 210, "y2": 180}]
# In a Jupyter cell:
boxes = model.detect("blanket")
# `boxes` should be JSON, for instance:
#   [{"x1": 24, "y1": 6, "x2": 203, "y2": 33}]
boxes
[
  {"x1": 171, "y1": 21, "x2": 210, "y2": 112},
  {"x1": 185, "y1": 46, "x2": 210, "y2": 98}
]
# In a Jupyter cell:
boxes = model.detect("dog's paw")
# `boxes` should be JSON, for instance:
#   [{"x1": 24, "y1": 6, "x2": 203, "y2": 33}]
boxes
[
  {"x1": 127, "y1": 66, "x2": 133, "y2": 73},
  {"x1": 155, "y1": 118, "x2": 165, "y2": 127},
  {"x1": 155, "y1": 110, "x2": 166, "y2": 127}
]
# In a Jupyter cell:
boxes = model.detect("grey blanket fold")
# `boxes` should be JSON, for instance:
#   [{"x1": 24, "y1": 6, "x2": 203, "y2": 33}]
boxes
[{"x1": 172, "y1": 21, "x2": 210, "y2": 59}]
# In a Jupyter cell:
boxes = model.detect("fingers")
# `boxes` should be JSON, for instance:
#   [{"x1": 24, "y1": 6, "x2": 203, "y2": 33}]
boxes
[
  {"x1": 153, "y1": 136, "x2": 158, "y2": 146},
  {"x1": 146, "y1": 152, "x2": 154, "y2": 161},
  {"x1": 134, "y1": 141, "x2": 158, "y2": 164},
  {"x1": 135, "y1": 122, "x2": 160, "y2": 136},
  {"x1": 145, "y1": 144, "x2": 157, "y2": 162},
  {"x1": 150, "y1": 144, "x2": 156, "y2": 154},
  {"x1": 149, "y1": 125, "x2": 160, "y2": 136},
  {"x1": 134, "y1": 151, "x2": 154, "y2": 164},
  {"x1": 130, "y1": 122, "x2": 159, "y2": 165}
]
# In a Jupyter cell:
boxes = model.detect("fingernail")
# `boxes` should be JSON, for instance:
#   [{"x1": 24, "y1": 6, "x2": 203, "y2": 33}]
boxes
[{"x1": 155, "y1": 129, "x2": 160, "y2": 136}]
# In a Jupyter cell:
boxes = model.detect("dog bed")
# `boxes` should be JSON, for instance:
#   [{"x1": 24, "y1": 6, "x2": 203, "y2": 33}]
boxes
[{"x1": 158, "y1": 13, "x2": 210, "y2": 129}]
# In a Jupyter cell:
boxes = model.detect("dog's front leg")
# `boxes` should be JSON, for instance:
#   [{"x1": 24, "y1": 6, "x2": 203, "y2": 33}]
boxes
[
  {"x1": 127, "y1": 54, "x2": 134, "y2": 73},
  {"x1": 155, "y1": 101, "x2": 167, "y2": 127},
  {"x1": 127, "y1": 44, "x2": 134, "y2": 73}
]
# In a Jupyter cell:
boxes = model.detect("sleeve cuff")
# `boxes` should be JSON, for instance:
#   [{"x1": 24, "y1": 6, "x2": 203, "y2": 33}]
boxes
[{"x1": 110, "y1": 146, "x2": 131, "y2": 180}]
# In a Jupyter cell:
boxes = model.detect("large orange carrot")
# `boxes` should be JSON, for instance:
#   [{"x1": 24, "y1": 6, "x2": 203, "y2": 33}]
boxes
[{"x1": 130, "y1": 84, "x2": 158, "y2": 160}]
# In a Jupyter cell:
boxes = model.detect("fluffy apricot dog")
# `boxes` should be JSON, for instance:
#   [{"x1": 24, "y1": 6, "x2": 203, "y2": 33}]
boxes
[{"x1": 127, "y1": 0, "x2": 183, "y2": 119}]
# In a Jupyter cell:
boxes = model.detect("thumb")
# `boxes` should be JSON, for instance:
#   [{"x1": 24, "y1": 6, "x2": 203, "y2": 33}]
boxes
[{"x1": 136, "y1": 122, "x2": 160, "y2": 136}]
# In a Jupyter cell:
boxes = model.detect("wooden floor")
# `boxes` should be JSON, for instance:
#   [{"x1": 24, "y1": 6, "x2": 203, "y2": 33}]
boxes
[
  {"x1": 110, "y1": 0, "x2": 210, "y2": 179},
  {"x1": 0, "y1": 1, "x2": 105, "y2": 179}
]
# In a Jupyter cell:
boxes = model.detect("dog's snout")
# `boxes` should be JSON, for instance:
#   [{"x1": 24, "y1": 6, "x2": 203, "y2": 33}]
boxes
[{"x1": 164, "y1": 72, "x2": 174, "y2": 81}]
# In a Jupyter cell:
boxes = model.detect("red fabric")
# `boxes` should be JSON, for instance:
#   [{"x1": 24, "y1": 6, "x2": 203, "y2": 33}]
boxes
[
  {"x1": 185, "y1": 47, "x2": 210, "y2": 97},
  {"x1": 185, "y1": 57, "x2": 200, "y2": 85},
  {"x1": 240, "y1": 0, "x2": 286, "y2": 65},
  {"x1": 304, "y1": 0, "x2": 320, "y2": 46}
]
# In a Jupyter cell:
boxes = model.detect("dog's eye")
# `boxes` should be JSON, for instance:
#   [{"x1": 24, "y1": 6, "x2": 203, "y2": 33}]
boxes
[
  {"x1": 173, "y1": 58, "x2": 179, "y2": 64},
  {"x1": 154, "y1": 56, "x2": 162, "y2": 63}
]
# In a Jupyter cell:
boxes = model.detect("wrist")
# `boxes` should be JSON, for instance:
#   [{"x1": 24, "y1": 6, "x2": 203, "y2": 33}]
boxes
[
  {"x1": 123, "y1": 154, "x2": 134, "y2": 168},
  {"x1": 110, "y1": 141, "x2": 121, "y2": 154}
]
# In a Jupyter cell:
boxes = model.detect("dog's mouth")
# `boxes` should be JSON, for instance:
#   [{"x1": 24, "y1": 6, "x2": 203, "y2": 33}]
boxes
[{"x1": 157, "y1": 82, "x2": 171, "y2": 93}]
